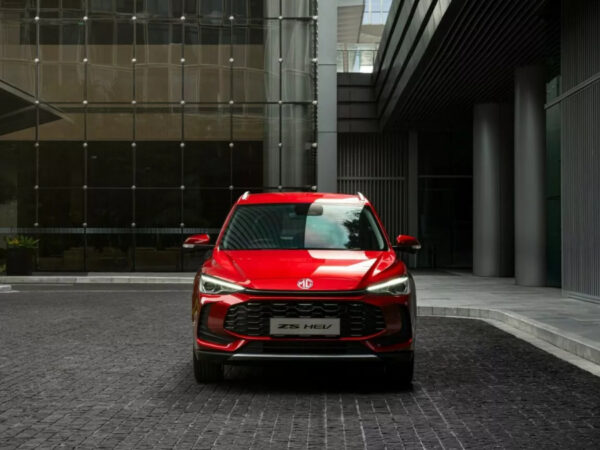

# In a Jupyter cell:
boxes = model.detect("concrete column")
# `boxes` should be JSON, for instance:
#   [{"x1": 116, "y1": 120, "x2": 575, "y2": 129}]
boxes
[
  {"x1": 473, "y1": 103, "x2": 514, "y2": 277},
  {"x1": 514, "y1": 65, "x2": 546, "y2": 286},
  {"x1": 317, "y1": 0, "x2": 337, "y2": 192}
]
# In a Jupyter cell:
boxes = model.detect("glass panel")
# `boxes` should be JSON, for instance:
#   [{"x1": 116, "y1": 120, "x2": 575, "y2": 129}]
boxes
[
  {"x1": 138, "y1": 0, "x2": 180, "y2": 18},
  {"x1": 183, "y1": 105, "x2": 230, "y2": 140},
  {"x1": 39, "y1": 0, "x2": 59, "y2": 15},
  {"x1": 0, "y1": 0, "x2": 317, "y2": 272},
  {"x1": 40, "y1": 62, "x2": 85, "y2": 102},
  {"x1": 183, "y1": 0, "x2": 199, "y2": 17},
  {"x1": 200, "y1": 0, "x2": 226, "y2": 23},
  {"x1": 0, "y1": 125, "x2": 36, "y2": 141},
  {"x1": 38, "y1": 142, "x2": 84, "y2": 187},
  {"x1": 260, "y1": 0, "x2": 280, "y2": 18},
  {"x1": 183, "y1": 188, "x2": 231, "y2": 228},
  {"x1": 87, "y1": 104, "x2": 133, "y2": 140},
  {"x1": 135, "y1": 105, "x2": 182, "y2": 140},
  {"x1": 0, "y1": 141, "x2": 35, "y2": 188},
  {"x1": 282, "y1": 20, "x2": 314, "y2": 102},
  {"x1": 87, "y1": 188, "x2": 132, "y2": 226},
  {"x1": 87, "y1": 20, "x2": 134, "y2": 102},
  {"x1": 227, "y1": 0, "x2": 278, "y2": 21},
  {"x1": 60, "y1": 1, "x2": 85, "y2": 18},
  {"x1": 37, "y1": 105, "x2": 85, "y2": 140},
  {"x1": 87, "y1": 142, "x2": 132, "y2": 187},
  {"x1": 184, "y1": 64, "x2": 230, "y2": 102},
  {"x1": 0, "y1": 143, "x2": 35, "y2": 227},
  {"x1": 0, "y1": 1, "x2": 37, "y2": 18},
  {"x1": 135, "y1": 189, "x2": 180, "y2": 226},
  {"x1": 232, "y1": 141, "x2": 262, "y2": 187},
  {"x1": 89, "y1": 0, "x2": 116, "y2": 16},
  {"x1": 0, "y1": 188, "x2": 34, "y2": 227},
  {"x1": 86, "y1": 233, "x2": 133, "y2": 271},
  {"x1": 115, "y1": 0, "x2": 134, "y2": 15},
  {"x1": 39, "y1": 21, "x2": 85, "y2": 102},
  {"x1": 134, "y1": 233, "x2": 181, "y2": 271},
  {"x1": 38, "y1": 188, "x2": 84, "y2": 226},
  {"x1": 135, "y1": 142, "x2": 181, "y2": 187},
  {"x1": 183, "y1": 23, "x2": 230, "y2": 102},
  {"x1": 0, "y1": 19, "x2": 36, "y2": 96},
  {"x1": 281, "y1": 104, "x2": 313, "y2": 187},
  {"x1": 88, "y1": 0, "x2": 138, "y2": 17},
  {"x1": 135, "y1": 21, "x2": 182, "y2": 102},
  {"x1": 233, "y1": 21, "x2": 279, "y2": 103},
  {"x1": 282, "y1": 0, "x2": 311, "y2": 17},
  {"x1": 233, "y1": 104, "x2": 277, "y2": 187},
  {"x1": 233, "y1": 104, "x2": 276, "y2": 141},
  {"x1": 183, "y1": 141, "x2": 230, "y2": 188},
  {"x1": 37, "y1": 234, "x2": 84, "y2": 271}
]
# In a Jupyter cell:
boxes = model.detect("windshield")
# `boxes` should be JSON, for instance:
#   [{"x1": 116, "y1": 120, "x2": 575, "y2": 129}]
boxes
[{"x1": 221, "y1": 203, "x2": 387, "y2": 250}]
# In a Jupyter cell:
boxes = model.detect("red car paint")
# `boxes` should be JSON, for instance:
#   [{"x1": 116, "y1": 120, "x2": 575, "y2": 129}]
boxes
[{"x1": 187, "y1": 192, "x2": 419, "y2": 382}]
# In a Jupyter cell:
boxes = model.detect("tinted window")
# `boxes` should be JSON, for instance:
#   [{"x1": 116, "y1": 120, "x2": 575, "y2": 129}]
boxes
[{"x1": 221, "y1": 203, "x2": 386, "y2": 250}]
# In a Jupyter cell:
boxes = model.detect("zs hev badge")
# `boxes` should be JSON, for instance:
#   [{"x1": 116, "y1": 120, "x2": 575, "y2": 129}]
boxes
[{"x1": 297, "y1": 278, "x2": 314, "y2": 290}]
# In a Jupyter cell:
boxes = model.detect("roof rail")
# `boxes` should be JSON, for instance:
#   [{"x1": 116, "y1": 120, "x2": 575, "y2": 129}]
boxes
[
  {"x1": 241, "y1": 191, "x2": 251, "y2": 200},
  {"x1": 357, "y1": 192, "x2": 366, "y2": 201}
]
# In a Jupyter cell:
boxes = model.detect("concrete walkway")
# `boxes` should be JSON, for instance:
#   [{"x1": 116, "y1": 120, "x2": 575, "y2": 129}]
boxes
[
  {"x1": 415, "y1": 271, "x2": 600, "y2": 368},
  {"x1": 0, "y1": 272, "x2": 195, "y2": 284},
  {"x1": 2, "y1": 270, "x2": 599, "y2": 369}
]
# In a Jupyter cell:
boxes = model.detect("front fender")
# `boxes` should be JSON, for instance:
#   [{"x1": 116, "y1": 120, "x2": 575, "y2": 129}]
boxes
[
  {"x1": 408, "y1": 273, "x2": 417, "y2": 343},
  {"x1": 192, "y1": 272, "x2": 201, "y2": 321}
]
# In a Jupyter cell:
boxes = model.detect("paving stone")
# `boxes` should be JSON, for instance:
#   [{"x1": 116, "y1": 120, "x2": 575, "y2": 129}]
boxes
[{"x1": 0, "y1": 286, "x2": 599, "y2": 449}]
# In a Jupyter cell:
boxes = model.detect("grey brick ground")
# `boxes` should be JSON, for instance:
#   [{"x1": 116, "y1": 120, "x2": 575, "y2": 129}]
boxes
[{"x1": 1, "y1": 285, "x2": 599, "y2": 449}]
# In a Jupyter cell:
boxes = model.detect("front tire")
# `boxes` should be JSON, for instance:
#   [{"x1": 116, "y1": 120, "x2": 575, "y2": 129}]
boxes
[{"x1": 193, "y1": 351, "x2": 224, "y2": 383}]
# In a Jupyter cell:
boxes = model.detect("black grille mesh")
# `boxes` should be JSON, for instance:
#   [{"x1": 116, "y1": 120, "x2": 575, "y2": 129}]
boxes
[{"x1": 224, "y1": 301, "x2": 385, "y2": 337}]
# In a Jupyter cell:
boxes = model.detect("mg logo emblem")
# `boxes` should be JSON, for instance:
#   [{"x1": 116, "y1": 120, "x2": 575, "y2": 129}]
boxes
[{"x1": 297, "y1": 278, "x2": 314, "y2": 290}]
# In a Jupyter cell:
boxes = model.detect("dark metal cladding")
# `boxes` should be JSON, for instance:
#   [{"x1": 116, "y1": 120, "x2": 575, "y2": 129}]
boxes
[
  {"x1": 560, "y1": 0, "x2": 600, "y2": 300},
  {"x1": 337, "y1": 133, "x2": 408, "y2": 238}
]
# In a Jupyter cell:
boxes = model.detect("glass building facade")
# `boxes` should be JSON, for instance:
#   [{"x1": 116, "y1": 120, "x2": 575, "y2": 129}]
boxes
[{"x1": 0, "y1": 0, "x2": 317, "y2": 271}]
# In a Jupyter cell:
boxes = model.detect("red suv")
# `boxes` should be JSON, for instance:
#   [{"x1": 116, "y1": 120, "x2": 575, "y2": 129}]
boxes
[{"x1": 185, "y1": 192, "x2": 420, "y2": 384}]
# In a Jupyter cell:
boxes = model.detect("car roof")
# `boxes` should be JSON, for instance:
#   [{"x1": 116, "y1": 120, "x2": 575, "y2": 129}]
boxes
[{"x1": 235, "y1": 192, "x2": 369, "y2": 205}]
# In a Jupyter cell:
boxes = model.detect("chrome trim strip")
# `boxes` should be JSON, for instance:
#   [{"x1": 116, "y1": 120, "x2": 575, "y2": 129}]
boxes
[
  {"x1": 243, "y1": 288, "x2": 366, "y2": 297},
  {"x1": 229, "y1": 353, "x2": 378, "y2": 360}
]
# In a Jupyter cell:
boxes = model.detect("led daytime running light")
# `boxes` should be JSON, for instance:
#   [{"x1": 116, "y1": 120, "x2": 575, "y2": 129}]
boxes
[
  {"x1": 200, "y1": 274, "x2": 244, "y2": 293},
  {"x1": 366, "y1": 276, "x2": 409, "y2": 293}
]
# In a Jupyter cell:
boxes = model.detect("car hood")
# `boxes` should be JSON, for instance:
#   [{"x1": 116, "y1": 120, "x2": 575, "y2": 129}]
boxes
[{"x1": 205, "y1": 249, "x2": 403, "y2": 291}]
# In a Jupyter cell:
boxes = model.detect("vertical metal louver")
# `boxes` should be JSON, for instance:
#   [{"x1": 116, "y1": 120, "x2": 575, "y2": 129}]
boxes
[
  {"x1": 337, "y1": 133, "x2": 408, "y2": 236},
  {"x1": 560, "y1": 0, "x2": 600, "y2": 300}
]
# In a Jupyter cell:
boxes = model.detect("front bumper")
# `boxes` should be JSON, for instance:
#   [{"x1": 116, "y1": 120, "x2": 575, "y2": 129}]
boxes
[
  {"x1": 194, "y1": 289, "x2": 416, "y2": 362},
  {"x1": 194, "y1": 348, "x2": 414, "y2": 365}
]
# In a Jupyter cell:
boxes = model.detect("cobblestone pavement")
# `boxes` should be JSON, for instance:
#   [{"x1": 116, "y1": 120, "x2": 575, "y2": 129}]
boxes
[{"x1": 1, "y1": 286, "x2": 599, "y2": 449}]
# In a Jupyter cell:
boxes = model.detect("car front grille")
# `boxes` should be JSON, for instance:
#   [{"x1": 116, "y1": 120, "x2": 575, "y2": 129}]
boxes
[{"x1": 223, "y1": 301, "x2": 385, "y2": 337}]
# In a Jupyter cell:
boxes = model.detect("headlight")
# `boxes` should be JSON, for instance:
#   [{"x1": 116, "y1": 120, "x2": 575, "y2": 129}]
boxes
[
  {"x1": 199, "y1": 274, "x2": 245, "y2": 295},
  {"x1": 366, "y1": 275, "x2": 410, "y2": 296}
]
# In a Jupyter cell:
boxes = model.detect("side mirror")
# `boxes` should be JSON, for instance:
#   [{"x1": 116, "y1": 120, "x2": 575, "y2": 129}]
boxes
[
  {"x1": 183, "y1": 234, "x2": 212, "y2": 249},
  {"x1": 394, "y1": 235, "x2": 421, "y2": 254}
]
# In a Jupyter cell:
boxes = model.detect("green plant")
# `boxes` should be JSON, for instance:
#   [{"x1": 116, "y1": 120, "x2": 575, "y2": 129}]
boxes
[
  {"x1": 0, "y1": 264, "x2": 5, "y2": 274},
  {"x1": 4, "y1": 235, "x2": 39, "y2": 249}
]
